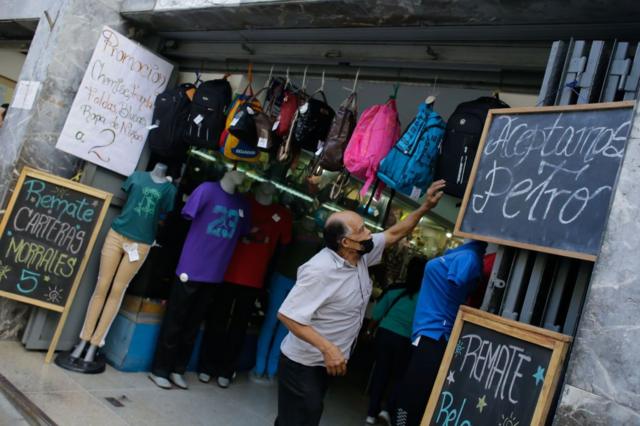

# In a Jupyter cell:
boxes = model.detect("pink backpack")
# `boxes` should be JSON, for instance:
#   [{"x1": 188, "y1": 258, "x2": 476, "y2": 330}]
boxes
[{"x1": 344, "y1": 99, "x2": 401, "y2": 196}]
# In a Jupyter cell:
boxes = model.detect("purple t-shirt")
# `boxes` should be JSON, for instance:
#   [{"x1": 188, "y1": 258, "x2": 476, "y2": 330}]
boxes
[{"x1": 176, "y1": 182, "x2": 251, "y2": 283}]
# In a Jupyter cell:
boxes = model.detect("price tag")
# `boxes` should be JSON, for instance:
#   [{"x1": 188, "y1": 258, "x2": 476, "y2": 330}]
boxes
[
  {"x1": 272, "y1": 213, "x2": 281, "y2": 223},
  {"x1": 147, "y1": 124, "x2": 159, "y2": 130},
  {"x1": 239, "y1": 209, "x2": 245, "y2": 218},
  {"x1": 315, "y1": 145, "x2": 324, "y2": 156},
  {"x1": 193, "y1": 114, "x2": 204, "y2": 125},
  {"x1": 230, "y1": 116, "x2": 240, "y2": 126},
  {"x1": 258, "y1": 137, "x2": 269, "y2": 148},
  {"x1": 123, "y1": 243, "x2": 140, "y2": 262},
  {"x1": 410, "y1": 186, "x2": 422, "y2": 200},
  {"x1": 300, "y1": 103, "x2": 309, "y2": 114},
  {"x1": 272, "y1": 120, "x2": 280, "y2": 131},
  {"x1": 247, "y1": 107, "x2": 255, "y2": 115}
]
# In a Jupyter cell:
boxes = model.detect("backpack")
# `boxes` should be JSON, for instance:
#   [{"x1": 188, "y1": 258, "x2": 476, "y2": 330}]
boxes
[
  {"x1": 344, "y1": 99, "x2": 401, "y2": 196},
  {"x1": 313, "y1": 92, "x2": 357, "y2": 173},
  {"x1": 147, "y1": 83, "x2": 195, "y2": 158},
  {"x1": 291, "y1": 90, "x2": 335, "y2": 152},
  {"x1": 377, "y1": 102, "x2": 446, "y2": 198},
  {"x1": 434, "y1": 96, "x2": 510, "y2": 198},
  {"x1": 220, "y1": 87, "x2": 262, "y2": 162},
  {"x1": 184, "y1": 79, "x2": 232, "y2": 149}
]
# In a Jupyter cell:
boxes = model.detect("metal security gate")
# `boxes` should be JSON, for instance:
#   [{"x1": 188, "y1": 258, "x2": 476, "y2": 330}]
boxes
[{"x1": 478, "y1": 38, "x2": 640, "y2": 421}]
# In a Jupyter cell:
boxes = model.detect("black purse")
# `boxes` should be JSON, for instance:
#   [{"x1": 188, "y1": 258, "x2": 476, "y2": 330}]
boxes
[
  {"x1": 292, "y1": 90, "x2": 335, "y2": 152},
  {"x1": 228, "y1": 102, "x2": 258, "y2": 144}
]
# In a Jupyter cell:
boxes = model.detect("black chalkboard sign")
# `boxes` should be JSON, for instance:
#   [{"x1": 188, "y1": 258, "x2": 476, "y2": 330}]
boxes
[
  {"x1": 455, "y1": 101, "x2": 635, "y2": 261},
  {"x1": 0, "y1": 167, "x2": 111, "y2": 362},
  {"x1": 423, "y1": 307, "x2": 571, "y2": 426}
]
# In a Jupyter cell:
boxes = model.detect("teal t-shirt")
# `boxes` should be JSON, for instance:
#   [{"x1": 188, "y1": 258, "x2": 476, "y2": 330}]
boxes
[
  {"x1": 373, "y1": 288, "x2": 418, "y2": 339},
  {"x1": 111, "y1": 171, "x2": 177, "y2": 244}
]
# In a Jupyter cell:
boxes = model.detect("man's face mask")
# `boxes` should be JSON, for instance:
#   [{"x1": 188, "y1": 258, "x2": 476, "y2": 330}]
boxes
[{"x1": 347, "y1": 237, "x2": 374, "y2": 255}]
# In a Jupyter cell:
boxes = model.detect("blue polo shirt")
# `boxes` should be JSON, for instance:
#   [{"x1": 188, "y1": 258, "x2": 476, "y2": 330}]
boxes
[{"x1": 412, "y1": 241, "x2": 486, "y2": 342}]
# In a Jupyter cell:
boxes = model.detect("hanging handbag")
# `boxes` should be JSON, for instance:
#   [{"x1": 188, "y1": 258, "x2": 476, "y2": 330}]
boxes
[
  {"x1": 228, "y1": 102, "x2": 258, "y2": 143},
  {"x1": 313, "y1": 92, "x2": 358, "y2": 173},
  {"x1": 292, "y1": 90, "x2": 335, "y2": 152}
]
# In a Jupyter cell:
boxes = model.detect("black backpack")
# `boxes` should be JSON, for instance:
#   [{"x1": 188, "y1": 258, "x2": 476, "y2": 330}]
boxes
[
  {"x1": 184, "y1": 79, "x2": 232, "y2": 149},
  {"x1": 147, "y1": 83, "x2": 195, "y2": 158},
  {"x1": 435, "y1": 96, "x2": 510, "y2": 198}
]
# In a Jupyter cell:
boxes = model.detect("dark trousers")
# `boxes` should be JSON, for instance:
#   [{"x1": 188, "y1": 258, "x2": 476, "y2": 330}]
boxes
[
  {"x1": 151, "y1": 279, "x2": 214, "y2": 378},
  {"x1": 368, "y1": 328, "x2": 412, "y2": 417},
  {"x1": 393, "y1": 336, "x2": 448, "y2": 426},
  {"x1": 198, "y1": 282, "x2": 260, "y2": 378},
  {"x1": 275, "y1": 355, "x2": 329, "y2": 426}
]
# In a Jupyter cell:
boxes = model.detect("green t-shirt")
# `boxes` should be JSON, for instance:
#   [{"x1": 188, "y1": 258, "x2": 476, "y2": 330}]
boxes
[
  {"x1": 111, "y1": 171, "x2": 177, "y2": 244},
  {"x1": 372, "y1": 288, "x2": 418, "y2": 339}
]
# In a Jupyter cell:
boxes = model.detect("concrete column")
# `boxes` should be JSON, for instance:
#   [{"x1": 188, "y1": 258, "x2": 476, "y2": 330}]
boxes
[
  {"x1": 554, "y1": 103, "x2": 640, "y2": 424},
  {"x1": 0, "y1": 0, "x2": 126, "y2": 338}
]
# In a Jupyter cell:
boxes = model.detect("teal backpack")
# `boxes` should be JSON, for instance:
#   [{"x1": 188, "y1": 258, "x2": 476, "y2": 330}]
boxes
[{"x1": 377, "y1": 103, "x2": 445, "y2": 198}]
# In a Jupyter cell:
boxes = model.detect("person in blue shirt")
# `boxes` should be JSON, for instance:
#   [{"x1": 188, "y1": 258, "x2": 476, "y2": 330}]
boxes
[{"x1": 393, "y1": 240, "x2": 487, "y2": 426}]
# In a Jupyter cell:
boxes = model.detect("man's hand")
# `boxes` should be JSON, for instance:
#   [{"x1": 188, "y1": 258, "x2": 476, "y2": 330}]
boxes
[
  {"x1": 322, "y1": 343, "x2": 347, "y2": 376},
  {"x1": 421, "y1": 179, "x2": 446, "y2": 211},
  {"x1": 384, "y1": 180, "x2": 447, "y2": 247}
]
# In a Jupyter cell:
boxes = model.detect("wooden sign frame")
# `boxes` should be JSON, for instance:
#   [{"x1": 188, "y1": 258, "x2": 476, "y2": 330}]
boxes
[
  {"x1": 422, "y1": 306, "x2": 572, "y2": 426},
  {"x1": 454, "y1": 100, "x2": 636, "y2": 262},
  {"x1": 0, "y1": 167, "x2": 112, "y2": 363}
]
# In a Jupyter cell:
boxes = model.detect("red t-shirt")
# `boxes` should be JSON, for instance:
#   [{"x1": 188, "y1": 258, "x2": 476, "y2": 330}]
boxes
[{"x1": 224, "y1": 198, "x2": 293, "y2": 288}]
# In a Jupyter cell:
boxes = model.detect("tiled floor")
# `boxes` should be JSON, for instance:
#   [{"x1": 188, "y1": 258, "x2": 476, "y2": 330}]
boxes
[{"x1": 0, "y1": 341, "x2": 369, "y2": 426}]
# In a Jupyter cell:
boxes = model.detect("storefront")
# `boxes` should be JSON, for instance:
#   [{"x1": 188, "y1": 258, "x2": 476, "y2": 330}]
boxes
[{"x1": 0, "y1": 1, "x2": 639, "y2": 424}]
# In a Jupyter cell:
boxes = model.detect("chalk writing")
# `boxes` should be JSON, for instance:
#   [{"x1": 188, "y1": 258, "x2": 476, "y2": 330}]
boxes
[
  {"x1": 428, "y1": 320, "x2": 554, "y2": 426},
  {"x1": 459, "y1": 104, "x2": 634, "y2": 257},
  {"x1": 0, "y1": 173, "x2": 107, "y2": 307}
]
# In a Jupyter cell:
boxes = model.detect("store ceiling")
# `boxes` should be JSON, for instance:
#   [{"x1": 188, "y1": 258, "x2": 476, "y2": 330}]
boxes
[
  {"x1": 121, "y1": 0, "x2": 640, "y2": 92},
  {"x1": 121, "y1": 0, "x2": 640, "y2": 35}
]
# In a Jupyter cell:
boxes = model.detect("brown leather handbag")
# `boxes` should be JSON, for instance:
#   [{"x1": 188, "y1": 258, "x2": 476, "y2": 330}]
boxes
[{"x1": 318, "y1": 93, "x2": 357, "y2": 172}]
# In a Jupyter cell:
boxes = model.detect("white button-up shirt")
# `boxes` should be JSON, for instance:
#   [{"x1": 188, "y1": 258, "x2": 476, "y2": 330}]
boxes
[{"x1": 279, "y1": 232, "x2": 386, "y2": 367}]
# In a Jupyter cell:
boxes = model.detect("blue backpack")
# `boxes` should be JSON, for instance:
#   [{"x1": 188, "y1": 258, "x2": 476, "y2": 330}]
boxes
[{"x1": 377, "y1": 103, "x2": 446, "y2": 198}]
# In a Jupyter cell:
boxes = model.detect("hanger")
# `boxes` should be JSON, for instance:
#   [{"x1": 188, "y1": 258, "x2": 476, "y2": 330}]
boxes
[
  {"x1": 351, "y1": 68, "x2": 360, "y2": 93},
  {"x1": 301, "y1": 66, "x2": 308, "y2": 92},
  {"x1": 318, "y1": 70, "x2": 326, "y2": 92},
  {"x1": 425, "y1": 76, "x2": 438, "y2": 105},
  {"x1": 284, "y1": 67, "x2": 291, "y2": 89},
  {"x1": 343, "y1": 68, "x2": 360, "y2": 93},
  {"x1": 264, "y1": 65, "x2": 274, "y2": 89},
  {"x1": 390, "y1": 82, "x2": 400, "y2": 99},
  {"x1": 247, "y1": 63, "x2": 254, "y2": 85},
  {"x1": 493, "y1": 90, "x2": 501, "y2": 100},
  {"x1": 194, "y1": 70, "x2": 203, "y2": 87}
]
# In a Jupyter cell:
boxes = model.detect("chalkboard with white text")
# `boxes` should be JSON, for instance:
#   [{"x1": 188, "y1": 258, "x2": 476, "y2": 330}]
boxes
[
  {"x1": 0, "y1": 168, "x2": 111, "y2": 311},
  {"x1": 423, "y1": 307, "x2": 571, "y2": 426},
  {"x1": 456, "y1": 101, "x2": 635, "y2": 260}
]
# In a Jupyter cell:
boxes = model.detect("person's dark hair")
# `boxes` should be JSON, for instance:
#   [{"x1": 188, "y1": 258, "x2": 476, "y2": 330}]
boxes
[
  {"x1": 1, "y1": 104, "x2": 8, "y2": 120},
  {"x1": 404, "y1": 256, "x2": 428, "y2": 295},
  {"x1": 323, "y1": 220, "x2": 349, "y2": 252}
]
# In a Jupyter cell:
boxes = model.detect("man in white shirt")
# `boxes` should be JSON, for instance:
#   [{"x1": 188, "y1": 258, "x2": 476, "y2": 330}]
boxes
[{"x1": 276, "y1": 180, "x2": 446, "y2": 426}]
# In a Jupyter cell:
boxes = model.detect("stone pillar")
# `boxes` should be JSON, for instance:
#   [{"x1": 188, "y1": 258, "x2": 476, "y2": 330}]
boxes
[
  {"x1": 554, "y1": 103, "x2": 640, "y2": 424},
  {"x1": 0, "y1": 0, "x2": 126, "y2": 338}
]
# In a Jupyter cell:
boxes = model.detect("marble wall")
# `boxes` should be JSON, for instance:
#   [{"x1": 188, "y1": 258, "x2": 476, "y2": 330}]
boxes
[
  {"x1": 0, "y1": 0, "x2": 126, "y2": 339},
  {"x1": 554, "y1": 104, "x2": 640, "y2": 424}
]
